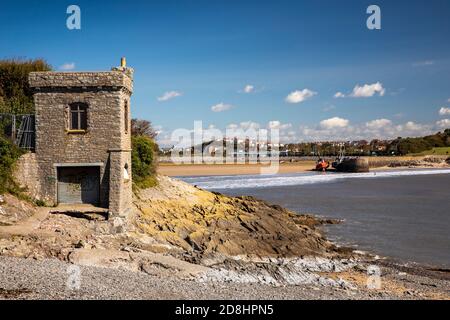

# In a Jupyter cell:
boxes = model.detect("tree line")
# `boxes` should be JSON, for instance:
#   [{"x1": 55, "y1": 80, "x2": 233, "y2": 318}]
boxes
[
  {"x1": 0, "y1": 58, "x2": 52, "y2": 114},
  {"x1": 282, "y1": 130, "x2": 450, "y2": 157}
]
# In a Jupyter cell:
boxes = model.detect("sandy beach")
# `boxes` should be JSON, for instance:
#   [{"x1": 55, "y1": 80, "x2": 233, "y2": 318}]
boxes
[
  {"x1": 158, "y1": 162, "x2": 316, "y2": 177},
  {"x1": 158, "y1": 156, "x2": 449, "y2": 177}
]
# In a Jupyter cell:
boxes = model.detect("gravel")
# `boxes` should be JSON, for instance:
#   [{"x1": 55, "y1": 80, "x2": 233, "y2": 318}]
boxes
[{"x1": 0, "y1": 256, "x2": 385, "y2": 300}]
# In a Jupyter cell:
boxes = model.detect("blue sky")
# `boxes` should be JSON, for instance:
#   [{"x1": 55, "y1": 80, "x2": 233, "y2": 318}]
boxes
[{"x1": 1, "y1": 0, "x2": 450, "y2": 144}]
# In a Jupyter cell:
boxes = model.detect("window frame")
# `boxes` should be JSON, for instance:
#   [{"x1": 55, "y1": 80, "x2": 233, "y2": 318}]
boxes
[
  {"x1": 68, "y1": 103, "x2": 88, "y2": 133},
  {"x1": 124, "y1": 100, "x2": 129, "y2": 134}
]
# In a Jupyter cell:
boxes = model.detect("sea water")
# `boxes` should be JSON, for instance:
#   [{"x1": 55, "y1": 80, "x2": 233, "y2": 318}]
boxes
[{"x1": 181, "y1": 169, "x2": 450, "y2": 268}]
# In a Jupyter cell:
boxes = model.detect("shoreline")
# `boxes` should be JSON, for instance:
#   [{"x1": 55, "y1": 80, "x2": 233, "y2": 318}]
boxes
[
  {"x1": 172, "y1": 169, "x2": 450, "y2": 270},
  {"x1": 158, "y1": 162, "x2": 450, "y2": 177},
  {"x1": 158, "y1": 161, "x2": 316, "y2": 177}
]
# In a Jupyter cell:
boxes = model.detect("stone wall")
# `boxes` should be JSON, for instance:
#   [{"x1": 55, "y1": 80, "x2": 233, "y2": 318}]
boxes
[
  {"x1": 108, "y1": 149, "x2": 132, "y2": 217},
  {"x1": 29, "y1": 72, "x2": 133, "y2": 94},
  {"x1": 28, "y1": 69, "x2": 133, "y2": 216},
  {"x1": 13, "y1": 152, "x2": 41, "y2": 200}
]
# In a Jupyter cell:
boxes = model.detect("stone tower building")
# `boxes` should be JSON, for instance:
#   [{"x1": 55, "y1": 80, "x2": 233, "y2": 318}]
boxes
[{"x1": 28, "y1": 60, "x2": 133, "y2": 217}]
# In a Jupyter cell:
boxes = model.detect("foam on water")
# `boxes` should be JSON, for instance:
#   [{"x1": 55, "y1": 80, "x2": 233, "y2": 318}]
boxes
[{"x1": 180, "y1": 168, "x2": 450, "y2": 190}]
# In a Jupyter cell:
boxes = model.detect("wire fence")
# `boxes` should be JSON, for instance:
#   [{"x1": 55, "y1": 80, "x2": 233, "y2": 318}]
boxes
[{"x1": 0, "y1": 113, "x2": 35, "y2": 150}]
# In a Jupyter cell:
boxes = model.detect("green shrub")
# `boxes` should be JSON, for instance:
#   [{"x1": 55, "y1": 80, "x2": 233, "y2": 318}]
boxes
[
  {"x1": 131, "y1": 135, "x2": 158, "y2": 189},
  {"x1": 0, "y1": 58, "x2": 52, "y2": 114},
  {"x1": 0, "y1": 135, "x2": 24, "y2": 194},
  {"x1": 34, "y1": 199, "x2": 47, "y2": 207}
]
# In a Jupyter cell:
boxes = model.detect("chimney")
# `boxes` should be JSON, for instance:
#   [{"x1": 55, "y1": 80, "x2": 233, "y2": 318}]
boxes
[{"x1": 112, "y1": 57, "x2": 134, "y2": 79}]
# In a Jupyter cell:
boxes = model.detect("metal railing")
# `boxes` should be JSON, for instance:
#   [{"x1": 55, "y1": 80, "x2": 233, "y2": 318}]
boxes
[{"x1": 0, "y1": 113, "x2": 35, "y2": 151}]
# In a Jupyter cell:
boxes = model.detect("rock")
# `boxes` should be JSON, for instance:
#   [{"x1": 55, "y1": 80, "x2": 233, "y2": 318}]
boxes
[
  {"x1": 68, "y1": 248, "x2": 134, "y2": 270},
  {"x1": 404, "y1": 290, "x2": 416, "y2": 296},
  {"x1": 110, "y1": 217, "x2": 125, "y2": 234},
  {"x1": 0, "y1": 194, "x2": 37, "y2": 225},
  {"x1": 133, "y1": 176, "x2": 336, "y2": 260},
  {"x1": 74, "y1": 240, "x2": 85, "y2": 248}
]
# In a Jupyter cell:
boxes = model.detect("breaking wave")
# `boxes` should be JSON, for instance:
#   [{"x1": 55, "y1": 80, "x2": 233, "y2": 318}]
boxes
[{"x1": 180, "y1": 169, "x2": 450, "y2": 190}]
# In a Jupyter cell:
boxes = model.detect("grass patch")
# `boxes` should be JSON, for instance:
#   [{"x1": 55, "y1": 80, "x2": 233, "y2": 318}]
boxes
[
  {"x1": 132, "y1": 135, "x2": 158, "y2": 190},
  {"x1": 133, "y1": 174, "x2": 158, "y2": 189},
  {"x1": 409, "y1": 147, "x2": 450, "y2": 156},
  {"x1": 0, "y1": 136, "x2": 24, "y2": 195}
]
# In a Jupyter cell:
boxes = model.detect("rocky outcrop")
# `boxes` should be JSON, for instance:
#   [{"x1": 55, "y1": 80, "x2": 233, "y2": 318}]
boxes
[
  {"x1": 132, "y1": 175, "x2": 338, "y2": 262},
  {"x1": 388, "y1": 156, "x2": 450, "y2": 168},
  {"x1": 0, "y1": 194, "x2": 37, "y2": 226}
]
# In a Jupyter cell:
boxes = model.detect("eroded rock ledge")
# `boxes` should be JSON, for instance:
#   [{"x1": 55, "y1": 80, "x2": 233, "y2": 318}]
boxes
[{"x1": 132, "y1": 175, "x2": 339, "y2": 263}]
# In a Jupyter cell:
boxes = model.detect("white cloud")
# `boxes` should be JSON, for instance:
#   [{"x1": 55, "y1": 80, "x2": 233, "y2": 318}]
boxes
[
  {"x1": 334, "y1": 92, "x2": 345, "y2": 98},
  {"x1": 157, "y1": 118, "x2": 446, "y2": 147},
  {"x1": 285, "y1": 89, "x2": 317, "y2": 104},
  {"x1": 243, "y1": 85, "x2": 254, "y2": 93},
  {"x1": 323, "y1": 104, "x2": 336, "y2": 112},
  {"x1": 436, "y1": 119, "x2": 450, "y2": 128},
  {"x1": 413, "y1": 60, "x2": 435, "y2": 67},
  {"x1": 320, "y1": 117, "x2": 349, "y2": 129},
  {"x1": 239, "y1": 121, "x2": 260, "y2": 130},
  {"x1": 268, "y1": 121, "x2": 292, "y2": 130},
  {"x1": 366, "y1": 119, "x2": 392, "y2": 130},
  {"x1": 157, "y1": 91, "x2": 182, "y2": 102},
  {"x1": 439, "y1": 107, "x2": 450, "y2": 116},
  {"x1": 297, "y1": 119, "x2": 437, "y2": 142},
  {"x1": 211, "y1": 102, "x2": 233, "y2": 112},
  {"x1": 59, "y1": 62, "x2": 75, "y2": 71},
  {"x1": 398, "y1": 121, "x2": 425, "y2": 132},
  {"x1": 226, "y1": 123, "x2": 238, "y2": 130},
  {"x1": 448, "y1": 98, "x2": 450, "y2": 103},
  {"x1": 349, "y1": 82, "x2": 385, "y2": 98},
  {"x1": 153, "y1": 125, "x2": 163, "y2": 130}
]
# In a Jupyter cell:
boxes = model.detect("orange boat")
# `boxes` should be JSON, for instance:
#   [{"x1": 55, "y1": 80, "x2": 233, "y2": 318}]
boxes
[{"x1": 315, "y1": 159, "x2": 330, "y2": 171}]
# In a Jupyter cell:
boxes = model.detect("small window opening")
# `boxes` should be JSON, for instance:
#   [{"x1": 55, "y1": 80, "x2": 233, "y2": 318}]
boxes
[
  {"x1": 70, "y1": 103, "x2": 88, "y2": 131},
  {"x1": 124, "y1": 163, "x2": 130, "y2": 181},
  {"x1": 124, "y1": 101, "x2": 129, "y2": 134}
]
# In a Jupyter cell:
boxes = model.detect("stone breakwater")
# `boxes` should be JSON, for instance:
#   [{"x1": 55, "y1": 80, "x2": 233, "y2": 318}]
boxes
[{"x1": 387, "y1": 156, "x2": 450, "y2": 168}]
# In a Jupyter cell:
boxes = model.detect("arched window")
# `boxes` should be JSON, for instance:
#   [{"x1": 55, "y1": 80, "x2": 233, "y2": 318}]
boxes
[
  {"x1": 124, "y1": 101, "x2": 129, "y2": 134},
  {"x1": 69, "y1": 103, "x2": 88, "y2": 131},
  {"x1": 124, "y1": 163, "x2": 130, "y2": 181}
]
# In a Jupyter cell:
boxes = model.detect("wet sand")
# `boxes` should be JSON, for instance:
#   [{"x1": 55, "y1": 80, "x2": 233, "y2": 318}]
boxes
[
  {"x1": 158, "y1": 162, "x2": 316, "y2": 176},
  {"x1": 158, "y1": 156, "x2": 448, "y2": 177}
]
